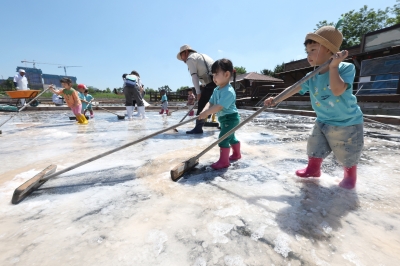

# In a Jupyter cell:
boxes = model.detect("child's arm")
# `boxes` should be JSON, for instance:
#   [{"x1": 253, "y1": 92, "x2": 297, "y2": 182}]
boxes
[
  {"x1": 49, "y1": 85, "x2": 61, "y2": 95},
  {"x1": 198, "y1": 103, "x2": 222, "y2": 120},
  {"x1": 329, "y1": 50, "x2": 349, "y2": 96}
]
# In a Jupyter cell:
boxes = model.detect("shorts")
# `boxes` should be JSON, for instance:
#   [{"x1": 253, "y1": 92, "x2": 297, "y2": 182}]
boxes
[{"x1": 307, "y1": 121, "x2": 364, "y2": 167}]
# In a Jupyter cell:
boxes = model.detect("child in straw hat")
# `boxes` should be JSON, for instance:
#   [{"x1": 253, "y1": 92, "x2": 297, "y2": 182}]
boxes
[{"x1": 264, "y1": 22, "x2": 363, "y2": 189}]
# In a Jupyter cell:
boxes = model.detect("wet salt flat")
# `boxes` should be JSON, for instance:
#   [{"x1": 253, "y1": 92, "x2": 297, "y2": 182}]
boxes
[{"x1": 0, "y1": 109, "x2": 399, "y2": 266}]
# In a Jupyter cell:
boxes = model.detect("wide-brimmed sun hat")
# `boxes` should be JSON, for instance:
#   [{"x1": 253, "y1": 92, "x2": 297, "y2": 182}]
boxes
[
  {"x1": 177, "y1": 44, "x2": 197, "y2": 61},
  {"x1": 305, "y1": 26, "x2": 343, "y2": 53}
]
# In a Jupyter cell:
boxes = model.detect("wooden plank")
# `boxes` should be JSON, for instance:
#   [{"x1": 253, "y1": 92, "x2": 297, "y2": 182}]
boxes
[{"x1": 11, "y1": 165, "x2": 57, "y2": 204}]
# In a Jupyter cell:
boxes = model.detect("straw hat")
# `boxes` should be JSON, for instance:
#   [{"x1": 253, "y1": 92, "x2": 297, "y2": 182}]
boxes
[
  {"x1": 305, "y1": 26, "x2": 343, "y2": 53},
  {"x1": 177, "y1": 44, "x2": 197, "y2": 61}
]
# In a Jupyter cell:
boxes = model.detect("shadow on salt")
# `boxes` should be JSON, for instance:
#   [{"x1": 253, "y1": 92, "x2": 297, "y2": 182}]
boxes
[{"x1": 31, "y1": 165, "x2": 139, "y2": 197}]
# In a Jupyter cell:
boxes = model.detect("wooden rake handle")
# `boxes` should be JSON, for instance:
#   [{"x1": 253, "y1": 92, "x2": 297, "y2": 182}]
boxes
[
  {"x1": 41, "y1": 116, "x2": 198, "y2": 182},
  {"x1": 178, "y1": 102, "x2": 198, "y2": 123},
  {"x1": 194, "y1": 53, "x2": 341, "y2": 160},
  {"x1": 96, "y1": 105, "x2": 122, "y2": 116}
]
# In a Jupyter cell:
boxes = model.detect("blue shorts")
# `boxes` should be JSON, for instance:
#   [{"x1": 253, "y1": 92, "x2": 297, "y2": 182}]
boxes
[{"x1": 307, "y1": 121, "x2": 364, "y2": 167}]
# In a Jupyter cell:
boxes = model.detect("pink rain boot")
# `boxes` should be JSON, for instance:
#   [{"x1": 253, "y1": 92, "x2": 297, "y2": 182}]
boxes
[
  {"x1": 165, "y1": 109, "x2": 169, "y2": 115},
  {"x1": 159, "y1": 109, "x2": 164, "y2": 114},
  {"x1": 189, "y1": 110, "x2": 194, "y2": 116},
  {"x1": 229, "y1": 142, "x2": 241, "y2": 161},
  {"x1": 295, "y1": 157, "x2": 323, "y2": 178},
  {"x1": 211, "y1": 148, "x2": 231, "y2": 170},
  {"x1": 339, "y1": 165, "x2": 357, "y2": 189}
]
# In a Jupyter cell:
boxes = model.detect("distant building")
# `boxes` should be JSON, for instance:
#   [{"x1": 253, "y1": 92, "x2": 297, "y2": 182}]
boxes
[
  {"x1": 42, "y1": 74, "x2": 77, "y2": 88},
  {"x1": 14, "y1": 66, "x2": 77, "y2": 89}
]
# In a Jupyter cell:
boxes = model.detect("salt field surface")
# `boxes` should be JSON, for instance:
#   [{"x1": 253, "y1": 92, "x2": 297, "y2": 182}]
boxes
[{"x1": 0, "y1": 110, "x2": 399, "y2": 265}]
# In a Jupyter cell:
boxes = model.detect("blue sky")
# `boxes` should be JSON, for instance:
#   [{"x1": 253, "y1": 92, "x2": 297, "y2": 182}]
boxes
[{"x1": 0, "y1": 0, "x2": 396, "y2": 91}]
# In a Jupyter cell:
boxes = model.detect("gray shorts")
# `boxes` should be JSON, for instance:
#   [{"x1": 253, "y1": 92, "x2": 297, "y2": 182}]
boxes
[
  {"x1": 162, "y1": 101, "x2": 168, "y2": 110},
  {"x1": 307, "y1": 121, "x2": 364, "y2": 167}
]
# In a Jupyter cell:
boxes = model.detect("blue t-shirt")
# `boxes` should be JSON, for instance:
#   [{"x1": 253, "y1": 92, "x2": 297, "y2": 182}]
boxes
[
  {"x1": 209, "y1": 83, "x2": 238, "y2": 117},
  {"x1": 299, "y1": 62, "x2": 363, "y2": 126},
  {"x1": 82, "y1": 94, "x2": 93, "y2": 109},
  {"x1": 161, "y1": 94, "x2": 168, "y2": 102}
]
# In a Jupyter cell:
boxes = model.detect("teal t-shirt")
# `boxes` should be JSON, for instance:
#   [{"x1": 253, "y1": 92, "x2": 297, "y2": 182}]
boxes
[
  {"x1": 299, "y1": 62, "x2": 363, "y2": 126},
  {"x1": 82, "y1": 94, "x2": 93, "y2": 109},
  {"x1": 78, "y1": 91, "x2": 85, "y2": 101},
  {"x1": 209, "y1": 83, "x2": 238, "y2": 117},
  {"x1": 161, "y1": 95, "x2": 168, "y2": 102}
]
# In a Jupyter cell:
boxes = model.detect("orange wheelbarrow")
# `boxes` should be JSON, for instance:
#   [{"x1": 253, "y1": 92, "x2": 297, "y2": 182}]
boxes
[{"x1": 5, "y1": 90, "x2": 41, "y2": 107}]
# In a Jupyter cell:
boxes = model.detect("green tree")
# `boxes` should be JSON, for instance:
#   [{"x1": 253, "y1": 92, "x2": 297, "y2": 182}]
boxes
[
  {"x1": 315, "y1": 5, "x2": 395, "y2": 49},
  {"x1": 234, "y1": 66, "x2": 246, "y2": 75},
  {"x1": 176, "y1": 86, "x2": 189, "y2": 92},
  {"x1": 388, "y1": 0, "x2": 400, "y2": 24},
  {"x1": 260, "y1": 62, "x2": 285, "y2": 77},
  {"x1": 105, "y1": 88, "x2": 111, "y2": 93},
  {"x1": 0, "y1": 79, "x2": 15, "y2": 91},
  {"x1": 145, "y1": 87, "x2": 155, "y2": 94},
  {"x1": 158, "y1": 85, "x2": 171, "y2": 93},
  {"x1": 87, "y1": 86, "x2": 96, "y2": 94}
]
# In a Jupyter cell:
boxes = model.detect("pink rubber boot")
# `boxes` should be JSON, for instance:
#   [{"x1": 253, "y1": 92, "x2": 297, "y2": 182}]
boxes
[
  {"x1": 189, "y1": 110, "x2": 194, "y2": 116},
  {"x1": 229, "y1": 142, "x2": 241, "y2": 161},
  {"x1": 211, "y1": 148, "x2": 231, "y2": 170},
  {"x1": 295, "y1": 157, "x2": 323, "y2": 178},
  {"x1": 165, "y1": 109, "x2": 169, "y2": 115},
  {"x1": 339, "y1": 165, "x2": 357, "y2": 189},
  {"x1": 159, "y1": 109, "x2": 164, "y2": 114}
]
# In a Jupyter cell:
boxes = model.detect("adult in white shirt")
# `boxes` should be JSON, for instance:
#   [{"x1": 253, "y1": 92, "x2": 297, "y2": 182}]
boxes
[
  {"x1": 13, "y1": 69, "x2": 29, "y2": 106},
  {"x1": 52, "y1": 93, "x2": 64, "y2": 106},
  {"x1": 177, "y1": 45, "x2": 216, "y2": 134}
]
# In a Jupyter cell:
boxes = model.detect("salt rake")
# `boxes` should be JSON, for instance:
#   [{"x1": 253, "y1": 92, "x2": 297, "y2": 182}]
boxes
[
  {"x1": 173, "y1": 102, "x2": 198, "y2": 132},
  {"x1": 170, "y1": 52, "x2": 344, "y2": 181},
  {"x1": 167, "y1": 105, "x2": 188, "y2": 116},
  {"x1": 95, "y1": 105, "x2": 125, "y2": 119},
  {"x1": 11, "y1": 116, "x2": 198, "y2": 204}
]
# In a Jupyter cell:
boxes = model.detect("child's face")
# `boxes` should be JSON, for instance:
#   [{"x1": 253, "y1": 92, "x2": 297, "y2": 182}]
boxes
[
  {"x1": 305, "y1": 43, "x2": 332, "y2": 66},
  {"x1": 212, "y1": 69, "x2": 230, "y2": 87},
  {"x1": 188, "y1": 91, "x2": 193, "y2": 95},
  {"x1": 61, "y1": 82, "x2": 72, "y2": 89}
]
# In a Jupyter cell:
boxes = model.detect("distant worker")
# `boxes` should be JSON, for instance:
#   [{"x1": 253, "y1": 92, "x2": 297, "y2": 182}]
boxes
[
  {"x1": 177, "y1": 45, "x2": 216, "y2": 134},
  {"x1": 187, "y1": 88, "x2": 195, "y2": 117},
  {"x1": 13, "y1": 69, "x2": 29, "y2": 106},
  {"x1": 159, "y1": 89, "x2": 168, "y2": 115},
  {"x1": 52, "y1": 93, "x2": 64, "y2": 106},
  {"x1": 122, "y1": 71, "x2": 146, "y2": 119}
]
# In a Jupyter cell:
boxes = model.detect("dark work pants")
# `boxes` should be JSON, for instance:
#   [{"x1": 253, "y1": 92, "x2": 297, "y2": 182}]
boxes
[
  {"x1": 124, "y1": 84, "x2": 144, "y2": 107},
  {"x1": 196, "y1": 81, "x2": 216, "y2": 115}
]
